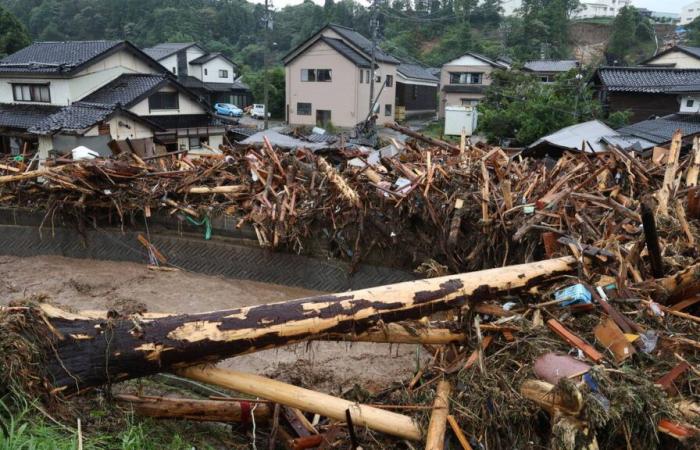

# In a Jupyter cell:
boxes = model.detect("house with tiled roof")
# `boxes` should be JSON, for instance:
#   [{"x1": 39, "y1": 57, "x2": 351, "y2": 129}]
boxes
[
  {"x1": 0, "y1": 40, "x2": 229, "y2": 158},
  {"x1": 523, "y1": 60, "x2": 580, "y2": 83},
  {"x1": 143, "y1": 42, "x2": 251, "y2": 109},
  {"x1": 592, "y1": 66, "x2": 700, "y2": 122},
  {"x1": 640, "y1": 45, "x2": 700, "y2": 69},
  {"x1": 438, "y1": 52, "x2": 510, "y2": 118},
  {"x1": 395, "y1": 62, "x2": 439, "y2": 119},
  {"x1": 282, "y1": 24, "x2": 401, "y2": 127}
]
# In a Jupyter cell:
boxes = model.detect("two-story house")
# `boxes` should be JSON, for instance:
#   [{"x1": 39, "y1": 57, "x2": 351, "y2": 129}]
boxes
[
  {"x1": 438, "y1": 52, "x2": 509, "y2": 118},
  {"x1": 0, "y1": 40, "x2": 227, "y2": 158},
  {"x1": 143, "y1": 42, "x2": 251, "y2": 109},
  {"x1": 283, "y1": 24, "x2": 400, "y2": 128}
]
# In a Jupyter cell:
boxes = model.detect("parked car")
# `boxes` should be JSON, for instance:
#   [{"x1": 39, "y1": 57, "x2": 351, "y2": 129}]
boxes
[
  {"x1": 214, "y1": 103, "x2": 243, "y2": 117},
  {"x1": 250, "y1": 104, "x2": 270, "y2": 119}
]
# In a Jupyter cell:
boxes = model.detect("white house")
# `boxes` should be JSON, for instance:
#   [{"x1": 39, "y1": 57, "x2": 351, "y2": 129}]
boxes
[
  {"x1": 681, "y1": 1, "x2": 700, "y2": 25},
  {"x1": 0, "y1": 40, "x2": 228, "y2": 159},
  {"x1": 143, "y1": 43, "x2": 251, "y2": 108}
]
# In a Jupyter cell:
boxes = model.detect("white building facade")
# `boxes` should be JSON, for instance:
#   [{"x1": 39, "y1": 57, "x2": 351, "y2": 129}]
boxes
[
  {"x1": 501, "y1": 0, "x2": 631, "y2": 18},
  {"x1": 681, "y1": 1, "x2": 700, "y2": 25}
]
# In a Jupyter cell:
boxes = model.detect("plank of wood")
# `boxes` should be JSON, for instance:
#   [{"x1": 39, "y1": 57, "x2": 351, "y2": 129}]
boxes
[
  {"x1": 547, "y1": 319, "x2": 604, "y2": 363},
  {"x1": 655, "y1": 362, "x2": 690, "y2": 394},
  {"x1": 179, "y1": 366, "x2": 422, "y2": 441}
]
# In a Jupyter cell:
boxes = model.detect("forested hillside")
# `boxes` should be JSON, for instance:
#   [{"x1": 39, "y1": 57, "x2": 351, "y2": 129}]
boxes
[{"x1": 0, "y1": 0, "x2": 583, "y2": 68}]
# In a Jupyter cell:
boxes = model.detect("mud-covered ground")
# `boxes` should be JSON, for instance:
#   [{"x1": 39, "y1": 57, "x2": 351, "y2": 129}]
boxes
[{"x1": 0, "y1": 255, "x2": 425, "y2": 394}]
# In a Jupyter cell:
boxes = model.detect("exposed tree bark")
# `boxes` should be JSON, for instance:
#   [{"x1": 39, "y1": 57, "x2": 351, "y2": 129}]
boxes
[
  {"x1": 22, "y1": 256, "x2": 577, "y2": 394},
  {"x1": 115, "y1": 394, "x2": 271, "y2": 423},
  {"x1": 641, "y1": 197, "x2": 664, "y2": 278},
  {"x1": 386, "y1": 122, "x2": 462, "y2": 154}
]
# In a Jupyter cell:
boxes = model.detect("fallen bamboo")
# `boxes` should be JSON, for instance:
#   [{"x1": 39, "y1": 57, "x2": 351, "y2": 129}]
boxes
[
  {"x1": 425, "y1": 380, "x2": 451, "y2": 450},
  {"x1": 115, "y1": 394, "x2": 271, "y2": 422},
  {"x1": 177, "y1": 365, "x2": 422, "y2": 441},
  {"x1": 187, "y1": 185, "x2": 246, "y2": 194},
  {"x1": 22, "y1": 256, "x2": 577, "y2": 394}
]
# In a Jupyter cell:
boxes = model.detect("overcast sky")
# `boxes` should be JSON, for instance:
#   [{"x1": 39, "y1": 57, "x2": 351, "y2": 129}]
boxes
[{"x1": 250, "y1": 0, "x2": 690, "y2": 13}]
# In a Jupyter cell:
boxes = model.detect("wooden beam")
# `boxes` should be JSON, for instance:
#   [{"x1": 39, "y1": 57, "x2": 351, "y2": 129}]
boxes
[
  {"x1": 178, "y1": 365, "x2": 422, "y2": 441},
  {"x1": 425, "y1": 380, "x2": 451, "y2": 450},
  {"x1": 115, "y1": 394, "x2": 271, "y2": 422}
]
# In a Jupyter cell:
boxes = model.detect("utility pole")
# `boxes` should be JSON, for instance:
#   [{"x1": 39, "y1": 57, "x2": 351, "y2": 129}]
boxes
[
  {"x1": 368, "y1": 0, "x2": 379, "y2": 116},
  {"x1": 263, "y1": 0, "x2": 273, "y2": 130}
]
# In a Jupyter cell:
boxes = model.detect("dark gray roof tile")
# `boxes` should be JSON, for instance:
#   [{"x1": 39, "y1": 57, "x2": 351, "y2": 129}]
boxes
[
  {"x1": 142, "y1": 43, "x2": 197, "y2": 61},
  {"x1": 80, "y1": 74, "x2": 167, "y2": 106},
  {"x1": 28, "y1": 102, "x2": 115, "y2": 134},
  {"x1": 328, "y1": 24, "x2": 400, "y2": 64},
  {"x1": 320, "y1": 37, "x2": 371, "y2": 68},
  {"x1": 0, "y1": 104, "x2": 62, "y2": 129},
  {"x1": 596, "y1": 67, "x2": 700, "y2": 93},
  {"x1": 523, "y1": 60, "x2": 579, "y2": 73},
  {"x1": 397, "y1": 63, "x2": 439, "y2": 83},
  {"x1": 0, "y1": 41, "x2": 122, "y2": 74},
  {"x1": 617, "y1": 113, "x2": 700, "y2": 144}
]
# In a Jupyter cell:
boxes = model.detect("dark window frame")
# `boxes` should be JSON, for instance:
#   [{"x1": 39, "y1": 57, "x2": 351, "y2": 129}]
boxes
[
  {"x1": 687, "y1": 99, "x2": 695, "y2": 108},
  {"x1": 148, "y1": 91, "x2": 180, "y2": 111},
  {"x1": 385, "y1": 75, "x2": 393, "y2": 87},
  {"x1": 219, "y1": 69, "x2": 229, "y2": 78},
  {"x1": 12, "y1": 83, "x2": 51, "y2": 103},
  {"x1": 384, "y1": 104, "x2": 392, "y2": 116},
  {"x1": 301, "y1": 69, "x2": 331, "y2": 82},
  {"x1": 449, "y1": 72, "x2": 483, "y2": 85},
  {"x1": 297, "y1": 102, "x2": 312, "y2": 116}
]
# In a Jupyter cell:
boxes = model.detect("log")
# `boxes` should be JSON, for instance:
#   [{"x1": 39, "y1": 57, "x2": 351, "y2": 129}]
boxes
[
  {"x1": 519, "y1": 380, "x2": 583, "y2": 416},
  {"x1": 687, "y1": 136, "x2": 700, "y2": 187},
  {"x1": 316, "y1": 156, "x2": 362, "y2": 208},
  {"x1": 18, "y1": 256, "x2": 577, "y2": 393},
  {"x1": 656, "y1": 129, "x2": 681, "y2": 216},
  {"x1": 641, "y1": 197, "x2": 664, "y2": 278},
  {"x1": 425, "y1": 380, "x2": 451, "y2": 450},
  {"x1": 115, "y1": 394, "x2": 271, "y2": 423},
  {"x1": 386, "y1": 122, "x2": 462, "y2": 154},
  {"x1": 0, "y1": 168, "x2": 51, "y2": 184},
  {"x1": 178, "y1": 365, "x2": 422, "y2": 441}
]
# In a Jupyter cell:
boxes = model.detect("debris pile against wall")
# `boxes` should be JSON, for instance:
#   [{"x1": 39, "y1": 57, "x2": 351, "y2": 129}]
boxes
[{"x1": 0, "y1": 128, "x2": 699, "y2": 449}]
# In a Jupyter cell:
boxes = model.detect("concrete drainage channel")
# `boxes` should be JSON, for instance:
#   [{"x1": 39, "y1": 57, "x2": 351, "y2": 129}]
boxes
[{"x1": 0, "y1": 209, "x2": 414, "y2": 292}]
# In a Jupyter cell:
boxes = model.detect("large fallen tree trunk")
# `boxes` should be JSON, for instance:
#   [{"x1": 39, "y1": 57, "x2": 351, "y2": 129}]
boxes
[{"x1": 9, "y1": 256, "x2": 577, "y2": 394}]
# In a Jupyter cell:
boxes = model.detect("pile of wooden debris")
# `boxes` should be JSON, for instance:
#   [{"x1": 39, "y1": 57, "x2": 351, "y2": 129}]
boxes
[{"x1": 0, "y1": 127, "x2": 698, "y2": 449}]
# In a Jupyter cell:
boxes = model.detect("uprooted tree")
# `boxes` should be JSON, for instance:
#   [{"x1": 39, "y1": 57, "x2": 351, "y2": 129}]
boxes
[{"x1": 1, "y1": 256, "x2": 581, "y2": 396}]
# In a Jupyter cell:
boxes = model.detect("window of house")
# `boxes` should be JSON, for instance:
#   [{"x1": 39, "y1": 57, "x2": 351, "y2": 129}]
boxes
[
  {"x1": 189, "y1": 136, "x2": 202, "y2": 149},
  {"x1": 172, "y1": 67, "x2": 177, "y2": 74},
  {"x1": 385, "y1": 75, "x2": 393, "y2": 87},
  {"x1": 360, "y1": 70, "x2": 364, "y2": 83},
  {"x1": 98, "y1": 123, "x2": 111, "y2": 135},
  {"x1": 148, "y1": 92, "x2": 179, "y2": 110},
  {"x1": 301, "y1": 69, "x2": 316, "y2": 82},
  {"x1": 449, "y1": 72, "x2": 482, "y2": 84},
  {"x1": 687, "y1": 99, "x2": 695, "y2": 108},
  {"x1": 412, "y1": 84, "x2": 418, "y2": 100},
  {"x1": 385, "y1": 104, "x2": 392, "y2": 116},
  {"x1": 317, "y1": 69, "x2": 332, "y2": 82},
  {"x1": 297, "y1": 102, "x2": 312, "y2": 115},
  {"x1": 219, "y1": 69, "x2": 229, "y2": 78},
  {"x1": 204, "y1": 69, "x2": 208, "y2": 76},
  {"x1": 301, "y1": 69, "x2": 331, "y2": 82},
  {"x1": 12, "y1": 84, "x2": 51, "y2": 102},
  {"x1": 366, "y1": 70, "x2": 370, "y2": 83}
]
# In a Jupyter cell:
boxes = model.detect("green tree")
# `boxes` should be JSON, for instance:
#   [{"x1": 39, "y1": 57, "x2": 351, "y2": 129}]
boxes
[
  {"x1": 242, "y1": 66, "x2": 285, "y2": 118},
  {"x1": 606, "y1": 6, "x2": 655, "y2": 64},
  {"x1": 0, "y1": 5, "x2": 30, "y2": 56},
  {"x1": 686, "y1": 17, "x2": 700, "y2": 46},
  {"x1": 477, "y1": 69, "x2": 601, "y2": 146},
  {"x1": 505, "y1": 0, "x2": 579, "y2": 60}
]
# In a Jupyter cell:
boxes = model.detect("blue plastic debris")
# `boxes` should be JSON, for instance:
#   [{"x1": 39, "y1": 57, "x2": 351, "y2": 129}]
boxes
[{"x1": 554, "y1": 283, "x2": 592, "y2": 307}]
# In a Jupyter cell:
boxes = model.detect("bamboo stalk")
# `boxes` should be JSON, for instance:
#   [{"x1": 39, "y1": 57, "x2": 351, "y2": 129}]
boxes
[
  {"x1": 115, "y1": 394, "x2": 271, "y2": 422},
  {"x1": 425, "y1": 380, "x2": 451, "y2": 450},
  {"x1": 178, "y1": 365, "x2": 422, "y2": 441}
]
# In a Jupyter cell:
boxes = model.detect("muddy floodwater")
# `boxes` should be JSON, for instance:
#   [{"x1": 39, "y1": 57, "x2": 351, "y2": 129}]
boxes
[{"x1": 0, "y1": 255, "x2": 424, "y2": 393}]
